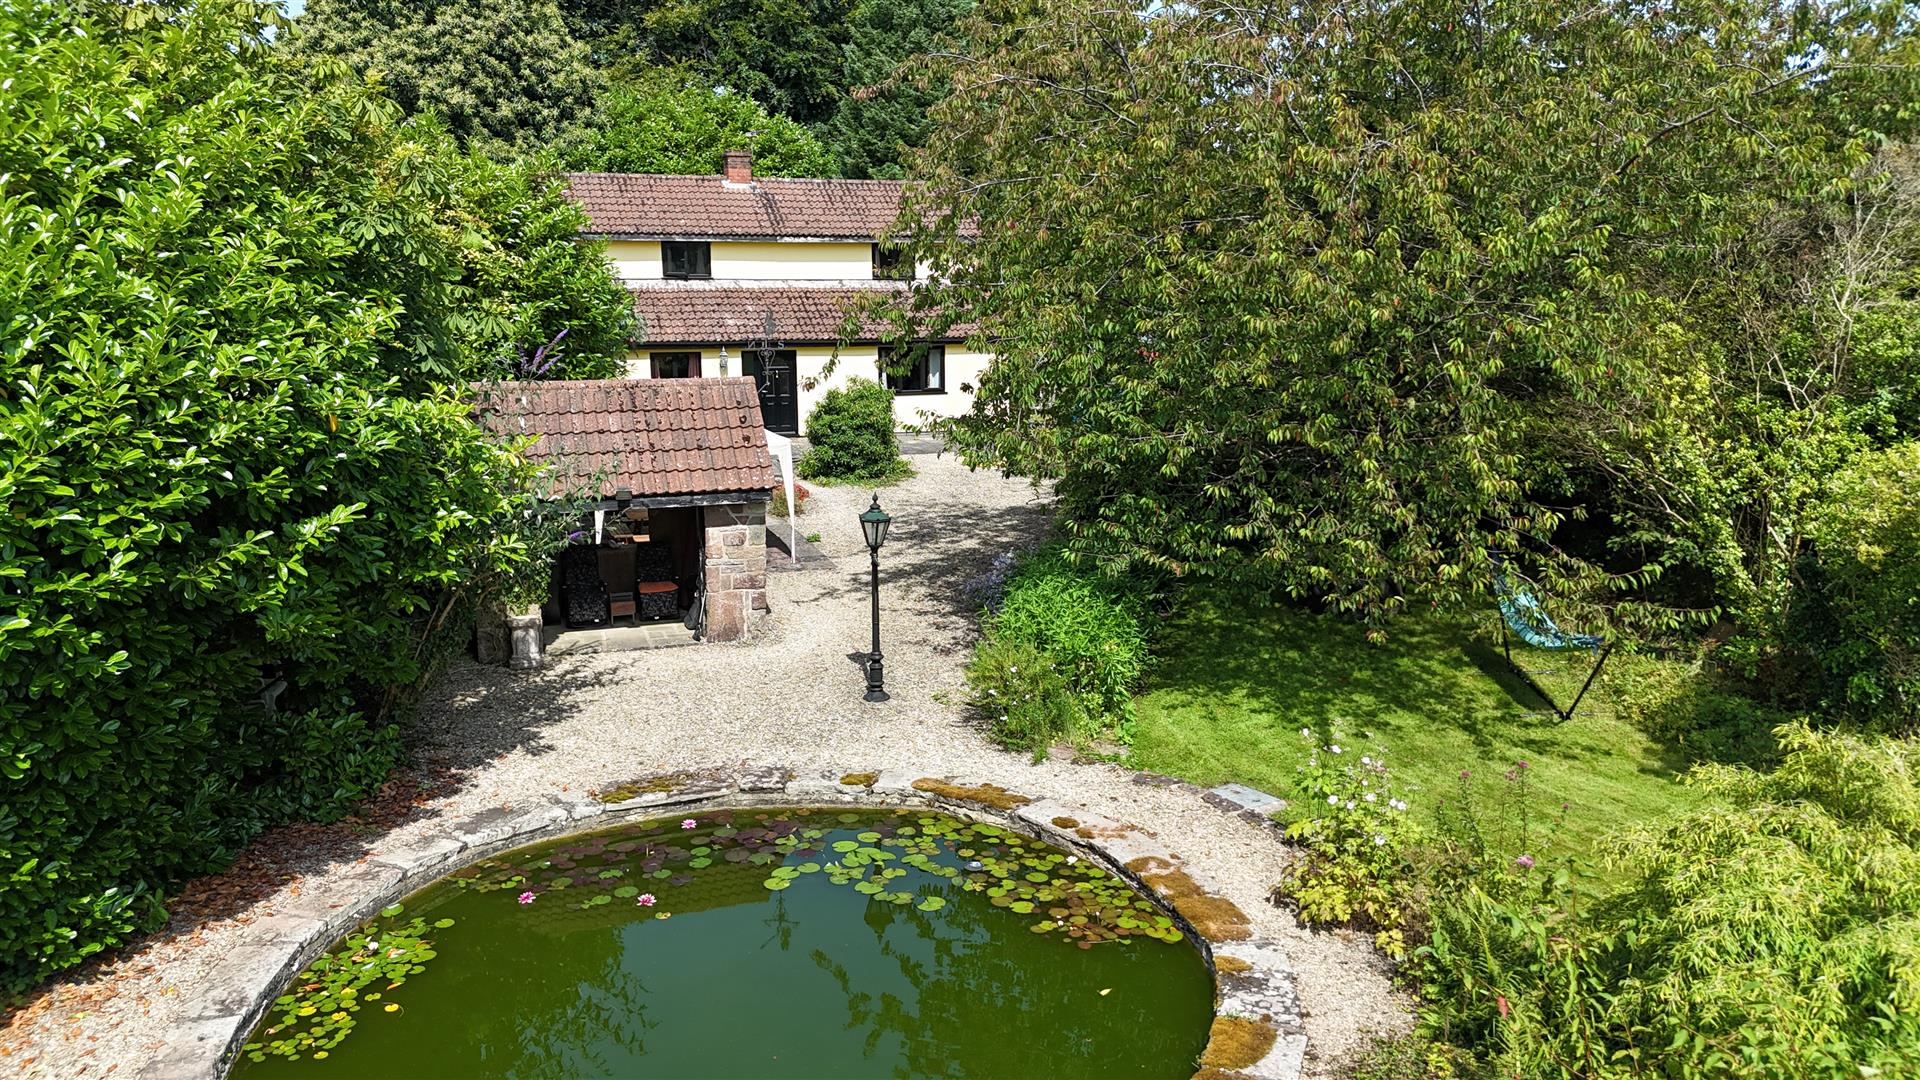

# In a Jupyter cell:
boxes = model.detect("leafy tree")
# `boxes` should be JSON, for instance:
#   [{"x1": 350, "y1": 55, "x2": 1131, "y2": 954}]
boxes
[
  {"x1": 588, "y1": 0, "x2": 853, "y2": 126},
  {"x1": 819, "y1": 0, "x2": 970, "y2": 179},
  {"x1": 568, "y1": 73, "x2": 838, "y2": 177},
  {"x1": 902, "y1": 0, "x2": 1920, "y2": 628},
  {"x1": 448, "y1": 155, "x2": 635, "y2": 379},
  {"x1": 0, "y1": 0, "x2": 549, "y2": 987},
  {"x1": 1788, "y1": 442, "x2": 1920, "y2": 730},
  {"x1": 287, "y1": 0, "x2": 601, "y2": 152}
]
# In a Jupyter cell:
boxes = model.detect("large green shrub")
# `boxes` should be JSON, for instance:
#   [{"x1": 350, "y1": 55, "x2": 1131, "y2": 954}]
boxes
[
  {"x1": 1789, "y1": 442, "x2": 1920, "y2": 731},
  {"x1": 797, "y1": 378, "x2": 907, "y2": 482},
  {"x1": 567, "y1": 73, "x2": 838, "y2": 178},
  {"x1": 0, "y1": 0, "x2": 541, "y2": 989},
  {"x1": 964, "y1": 548, "x2": 1148, "y2": 753},
  {"x1": 1413, "y1": 723, "x2": 1920, "y2": 1078}
]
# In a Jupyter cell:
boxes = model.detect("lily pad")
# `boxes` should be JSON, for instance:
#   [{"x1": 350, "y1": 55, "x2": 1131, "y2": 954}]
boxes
[
  {"x1": 917, "y1": 896, "x2": 946, "y2": 912},
  {"x1": 380, "y1": 904, "x2": 404, "y2": 917},
  {"x1": 763, "y1": 877, "x2": 792, "y2": 891}
]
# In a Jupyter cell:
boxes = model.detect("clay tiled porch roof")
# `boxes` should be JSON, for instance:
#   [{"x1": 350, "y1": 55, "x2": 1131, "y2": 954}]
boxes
[{"x1": 473, "y1": 378, "x2": 778, "y2": 500}]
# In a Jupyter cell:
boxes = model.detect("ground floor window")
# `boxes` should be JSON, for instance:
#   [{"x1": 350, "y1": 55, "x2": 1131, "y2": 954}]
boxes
[
  {"x1": 881, "y1": 344, "x2": 945, "y2": 394},
  {"x1": 651, "y1": 351, "x2": 702, "y2": 379}
]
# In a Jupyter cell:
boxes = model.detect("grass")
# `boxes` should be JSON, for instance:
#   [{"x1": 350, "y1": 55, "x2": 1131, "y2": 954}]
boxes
[{"x1": 1129, "y1": 590, "x2": 1705, "y2": 858}]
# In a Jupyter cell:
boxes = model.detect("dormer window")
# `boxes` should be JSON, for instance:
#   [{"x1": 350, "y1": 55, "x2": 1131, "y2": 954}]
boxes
[
  {"x1": 872, "y1": 243, "x2": 913, "y2": 281},
  {"x1": 662, "y1": 241, "x2": 711, "y2": 280}
]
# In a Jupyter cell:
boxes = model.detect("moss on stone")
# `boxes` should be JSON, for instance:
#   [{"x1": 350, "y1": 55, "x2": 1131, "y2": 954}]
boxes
[
  {"x1": 839, "y1": 772, "x2": 879, "y2": 787},
  {"x1": 1125, "y1": 857, "x2": 1253, "y2": 941},
  {"x1": 910, "y1": 778, "x2": 1034, "y2": 810},
  {"x1": 1197, "y1": 1016, "x2": 1278, "y2": 1071},
  {"x1": 1051, "y1": 816, "x2": 1081, "y2": 829},
  {"x1": 1214, "y1": 955, "x2": 1253, "y2": 974},
  {"x1": 1190, "y1": 1068, "x2": 1257, "y2": 1080},
  {"x1": 594, "y1": 770, "x2": 720, "y2": 804}
]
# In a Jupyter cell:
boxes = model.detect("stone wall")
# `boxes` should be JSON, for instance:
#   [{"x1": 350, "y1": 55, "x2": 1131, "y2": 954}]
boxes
[{"x1": 702, "y1": 501, "x2": 770, "y2": 641}]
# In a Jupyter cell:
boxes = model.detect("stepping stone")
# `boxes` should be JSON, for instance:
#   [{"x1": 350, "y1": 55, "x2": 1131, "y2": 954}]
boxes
[{"x1": 1207, "y1": 782, "x2": 1286, "y2": 817}]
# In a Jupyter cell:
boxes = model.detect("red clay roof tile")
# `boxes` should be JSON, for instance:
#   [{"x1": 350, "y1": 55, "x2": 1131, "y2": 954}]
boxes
[
  {"x1": 565, "y1": 172, "x2": 908, "y2": 240},
  {"x1": 472, "y1": 378, "x2": 779, "y2": 500}
]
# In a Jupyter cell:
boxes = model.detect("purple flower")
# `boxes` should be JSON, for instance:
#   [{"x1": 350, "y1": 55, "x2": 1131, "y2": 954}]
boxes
[
  {"x1": 1514, "y1": 855, "x2": 1535, "y2": 871},
  {"x1": 1460, "y1": 770, "x2": 1471, "y2": 780},
  {"x1": 518, "y1": 891, "x2": 537, "y2": 904}
]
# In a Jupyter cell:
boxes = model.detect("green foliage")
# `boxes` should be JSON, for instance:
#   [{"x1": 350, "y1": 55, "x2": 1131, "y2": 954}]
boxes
[
  {"x1": 1789, "y1": 442, "x2": 1920, "y2": 730},
  {"x1": 449, "y1": 157, "x2": 634, "y2": 379},
  {"x1": 967, "y1": 548, "x2": 1149, "y2": 753},
  {"x1": 567, "y1": 73, "x2": 837, "y2": 177},
  {"x1": 1605, "y1": 651, "x2": 1786, "y2": 766},
  {"x1": 797, "y1": 378, "x2": 906, "y2": 481},
  {"x1": 817, "y1": 0, "x2": 970, "y2": 178},
  {"x1": 1276, "y1": 737, "x2": 1429, "y2": 958},
  {"x1": 288, "y1": 0, "x2": 601, "y2": 152},
  {"x1": 592, "y1": 0, "x2": 854, "y2": 126},
  {"x1": 907, "y1": 0, "x2": 1920, "y2": 628},
  {"x1": 244, "y1": 913, "x2": 449, "y2": 1062},
  {"x1": 963, "y1": 636, "x2": 1082, "y2": 757},
  {"x1": 0, "y1": 0, "x2": 542, "y2": 988},
  {"x1": 1413, "y1": 724, "x2": 1920, "y2": 1078}
]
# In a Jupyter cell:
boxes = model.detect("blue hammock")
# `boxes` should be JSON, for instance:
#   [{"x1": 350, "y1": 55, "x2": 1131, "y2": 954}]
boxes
[{"x1": 1490, "y1": 555, "x2": 1611, "y2": 720}]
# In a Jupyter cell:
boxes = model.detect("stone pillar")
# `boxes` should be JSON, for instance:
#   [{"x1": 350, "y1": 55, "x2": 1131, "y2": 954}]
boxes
[
  {"x1": 702, "y1": 501, "x2": 771, "y2": 641},
  {"x1": 507, "y1": 605, "x2": 545, "y2": 670}
]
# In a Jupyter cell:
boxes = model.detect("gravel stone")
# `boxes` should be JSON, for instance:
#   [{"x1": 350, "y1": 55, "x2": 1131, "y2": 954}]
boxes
[{"x1": 1, "y1": 454, "x2": 1408, "y2": 1079}]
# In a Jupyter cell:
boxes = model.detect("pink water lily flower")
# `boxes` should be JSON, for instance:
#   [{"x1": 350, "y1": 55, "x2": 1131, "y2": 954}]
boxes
[
  {"x1": 518, "y1": 891, "x2": 537, "y2": 905},
  {"x1": 681, "y1": 819, "x2": 697, "y2": 830},
  {"x1": 637, "y1": 893, "x2": 657, "y2": 907}
]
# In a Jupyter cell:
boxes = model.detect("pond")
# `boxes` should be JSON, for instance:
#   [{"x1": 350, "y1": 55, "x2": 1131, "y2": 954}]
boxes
[{"x1": 231, "y1": 808, "x2": 1215, "y2": 1078}]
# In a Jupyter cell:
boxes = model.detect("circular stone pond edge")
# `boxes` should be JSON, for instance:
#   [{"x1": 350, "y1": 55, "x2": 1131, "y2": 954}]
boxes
[{"x1": 140, "y1": 766, "x2": 1306, "y2": 1080}]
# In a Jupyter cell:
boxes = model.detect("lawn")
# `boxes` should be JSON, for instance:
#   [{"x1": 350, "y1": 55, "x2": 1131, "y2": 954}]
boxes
[{"x1": 1129, "y1": 590, "x2": 1704, "y2": 859}]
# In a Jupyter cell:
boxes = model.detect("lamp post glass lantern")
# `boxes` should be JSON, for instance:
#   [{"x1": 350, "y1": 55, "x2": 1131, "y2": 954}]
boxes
[{"x1": 860, "y1": 494, "x2": 892, "y2": 701}]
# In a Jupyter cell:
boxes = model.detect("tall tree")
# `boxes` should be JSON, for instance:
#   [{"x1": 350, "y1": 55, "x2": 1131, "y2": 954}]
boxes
[
  {"x1": 819, "y1": 0, "x2": 970, "y2": 179},
  {"x1": 0, "y1": 0, "x2": 596, "y2": 988},
  {"x1": 902, "y1": 0, "x2": 1920, "y2": 628},
  {"x1": 287, "y1": 0, "x2": 602, "y2": 152},
  {"x1": 568, "y1": 73, "x2": 839, "y2": 176},
  {"x1": 590, "y1": 0, "x2": 853, "y2": 126}
]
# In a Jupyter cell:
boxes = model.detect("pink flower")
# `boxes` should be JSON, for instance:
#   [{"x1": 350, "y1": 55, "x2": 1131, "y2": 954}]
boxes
[
  {"x1": 518, "y1": 891, "x2": 537, "y2": 904},
  {"x1": 637, "y1": 893, "x2": 657, "y2": 907},
  {"x1": 681, "y1": 819, "x2": 697, "y2": 830},
  {"x1": 1514, "y1": 855, "x2": 1535, "y2": 871}
]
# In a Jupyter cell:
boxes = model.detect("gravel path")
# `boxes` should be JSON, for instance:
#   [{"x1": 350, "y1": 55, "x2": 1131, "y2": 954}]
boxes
[{"x1": 1, "y1": 452, "x2": 1409, "y2": 1079}]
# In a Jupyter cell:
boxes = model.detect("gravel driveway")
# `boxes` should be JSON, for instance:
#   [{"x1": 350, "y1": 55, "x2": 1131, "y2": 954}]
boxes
[{"x1": 0, "y1": 451, "x2": 1408, "y2": 1079}]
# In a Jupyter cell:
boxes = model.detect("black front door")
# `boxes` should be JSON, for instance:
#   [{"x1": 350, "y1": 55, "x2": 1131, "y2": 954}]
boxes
[{"x1": 744, "y1": 349, "x2": 799, "y2": 434}]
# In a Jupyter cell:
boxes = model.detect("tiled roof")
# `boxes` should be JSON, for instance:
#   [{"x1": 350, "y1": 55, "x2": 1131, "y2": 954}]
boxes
[
  {"x1": 630, "y1": 283, "x2": 907, "y2": 344},
  {"x1": 473, "y1": 378, "x2": 778, "y2": 499},
  {"x1": 629, "y1": 283, "x2": 971, "y2": 345},
  {"x1": 564, "y1": 172, "x2": 907, "y2": 240}
]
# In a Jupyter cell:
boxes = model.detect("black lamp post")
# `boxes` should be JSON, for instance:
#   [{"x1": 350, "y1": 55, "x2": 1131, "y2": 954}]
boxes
[{"x1": 859, "y1": 493, "x2": 892, "y2": 702}]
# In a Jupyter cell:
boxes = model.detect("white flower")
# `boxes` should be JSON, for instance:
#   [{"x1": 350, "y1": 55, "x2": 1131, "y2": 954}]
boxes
[
  {"x1": 1008, "y1": 665, "x2": 1018, "y2": 674},
  {"x1": 1364, "y1": 792, "x2": 1377, "y2": 802},
  {"x1": 1065, "y1": 855, "x2": 1078, "y2": 865},
  {"x1": 1373, "y1": 835, "x2": 1386, "y2": 846},
  {"x1": 1300, "y1": 728, "x2": 1311, "y2": 737},
  {"x1": 1327, "y1": 794, "x2": 1339, "y2": 806},
  {"x1": 1361, "y1": 756, "x2": 1372, "y2": 766},
  {"x1": 1329, "y1": 745, "x2": 1342, "y2": 754},
  {"x1": 1344, "y1": 800, "x2": 1356, "y2": 811}
]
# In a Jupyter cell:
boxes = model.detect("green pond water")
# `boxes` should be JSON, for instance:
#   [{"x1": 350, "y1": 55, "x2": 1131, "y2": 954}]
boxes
[{"x1": 231, "y1": 808, "x2": 1214, "y2": 1079}]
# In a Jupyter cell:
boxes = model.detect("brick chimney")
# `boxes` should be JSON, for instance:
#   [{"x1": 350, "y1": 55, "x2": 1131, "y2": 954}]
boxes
[{"x1": 723, "y1": 150, "x2": 752, "y2": 185}]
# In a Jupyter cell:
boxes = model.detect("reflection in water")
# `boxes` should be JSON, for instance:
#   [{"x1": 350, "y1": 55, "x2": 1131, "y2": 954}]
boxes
[{"x1": 235, "y1": 811, "x2": 1212, "y2": 1080}]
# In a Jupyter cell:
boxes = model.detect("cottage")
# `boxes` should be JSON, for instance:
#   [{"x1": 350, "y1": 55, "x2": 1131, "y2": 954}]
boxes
[
  {"x1": 564, "y1": 151, "x2": 988, "y2": 434},
  {"x1": 474, "y1": 377, "x2": 778, "y2": 662}
]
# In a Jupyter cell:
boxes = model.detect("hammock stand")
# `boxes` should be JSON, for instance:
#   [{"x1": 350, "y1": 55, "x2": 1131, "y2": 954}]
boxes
[{"x1": 1492, "y1": 555, "x2": 1613, "y2": 722}]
